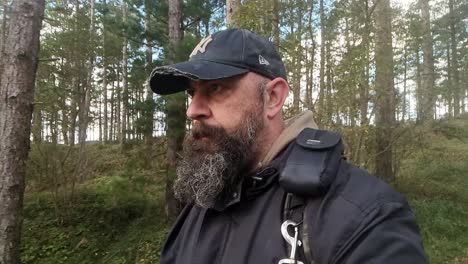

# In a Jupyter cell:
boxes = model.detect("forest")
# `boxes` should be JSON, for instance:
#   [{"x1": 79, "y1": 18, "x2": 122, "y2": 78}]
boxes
[{"x1": 0, "y1": 0, "x2": 467, "y2": 263}]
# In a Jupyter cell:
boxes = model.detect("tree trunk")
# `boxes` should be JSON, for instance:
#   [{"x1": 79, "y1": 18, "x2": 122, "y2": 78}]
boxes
[
  {"x1": 69, "y1": 1, "x2": 80, "y2": 146},
  {"x1": 114, "y1": 67, "x2": 119, "y2": 144},
  {"x1": 419, "y1": 0, "x2": 435, "y2": 125},
  {"x1": 374, "y1": 0, "x2": 395, "y2": 182},
  {"x1": 318, "y1": 0, "x2": 326, "y2": 125},
  {"x1": 0, "y1": 0, "x2": 45, "y2": 262},
  {"x1": 325, "y1": 37, "x2": 332, "y2": 125},
  {"x1": 60, "y1": 59, "x2": 69, "y2": 145},
  {"x1": 272, "y1": 0, "x2": 280, "y2": 49},
  {"x1": 32, "y1": 80, "x2": 42, "y2": 144},
  {"x1": 76, "y1": 0, "x2": 94, "y2": 182},
  {"x1": 447, "y1": 42, "x2": 453, "y2": 117},
  {"x1": 121, "y1": 1, "x2": 128, "y2": 146},
  {"x1": 226, "y1": 0, "x2": 241, "y2": 27},
  {"x1": 402, "y1": 42, "x2": 408, "y2": 122},
  {"x1": 109, "y1": 78, "x2": 115, "y2": 141},
  {"x1": 354, "y1": 0, "x2": 371, "y2": 166},
  {"x1": 0, "y1": 0, "x2": 9, "y2": 67},
  {"x1": 102, "y1": 0, "x2": 108, "y2": 142},
  {"x1": 415, "y1": 44, "x2": 423, "y2": 121},
  {"x1": 166, "y1": 0, "x2": 186, "y2": 218},
  {"x1": 449, "y1": 0, "x2": 460, "y2": 117},
  {"x1": 144, "y1": 0, "x2": 154, "y2": 167}
]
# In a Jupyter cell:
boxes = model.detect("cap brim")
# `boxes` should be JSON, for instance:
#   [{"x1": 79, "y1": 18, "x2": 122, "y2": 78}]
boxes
[{"x1": 149, "y1": 60, "x2": 249, "y2": 95}]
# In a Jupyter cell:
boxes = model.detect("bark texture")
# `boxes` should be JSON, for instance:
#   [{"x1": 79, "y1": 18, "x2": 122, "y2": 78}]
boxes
[
  {"x1": 166, "y1": 0, "x2": 186, "y2": 218},
  {"x1": 121, "y1": 0, "x2": 129, "y2": 146},
  {"x1": 449, "y1": 0, "x2": 460, "y2": 116},
  {"x1": 0, "y1": 0, "x2": 45, "y2": 263},
  {"x1": 419, "y1": 0, "x2": 435, "y2": 125},
  {"x1": 318, "y1": 0, "x2": 326, "y2": 125},
  {"x1": 226, "y1": 0, "x2": 241, "y2": 27},
  {"x1": 374, "y1": 0, "x2": 395, "y2": 182}
]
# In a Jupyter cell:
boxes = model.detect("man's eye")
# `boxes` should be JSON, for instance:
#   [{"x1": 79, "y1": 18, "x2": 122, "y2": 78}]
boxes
[{"x1": 208, "y1": 83, "x2": 223, "y2": 94}]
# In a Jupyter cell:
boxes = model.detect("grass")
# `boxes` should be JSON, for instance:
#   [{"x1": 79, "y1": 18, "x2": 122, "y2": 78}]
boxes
[
  {"x1": 22, "y1": 141, "x2": 172, "y2": 264},
  {"x1": 21, "y1": 175, "x2": 171, "y2": 264},
  {"x1": 396, "y1": 118, "x2": 468, "y2": 263}
]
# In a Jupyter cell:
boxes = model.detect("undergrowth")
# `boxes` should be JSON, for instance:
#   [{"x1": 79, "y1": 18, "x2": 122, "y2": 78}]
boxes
[{"x1": 397, "y1": 117, "x2": 468, "y2": 263}]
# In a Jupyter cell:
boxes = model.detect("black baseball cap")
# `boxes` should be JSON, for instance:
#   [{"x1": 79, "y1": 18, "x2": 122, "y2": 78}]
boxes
[{"x1": 149, "y1": 28, "x2": 287, "y2": 95}]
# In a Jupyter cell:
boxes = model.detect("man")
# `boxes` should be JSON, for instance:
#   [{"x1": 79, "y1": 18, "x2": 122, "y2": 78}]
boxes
[{"x1": 150, "y1": 28, "x2": 428, "y2": 264}]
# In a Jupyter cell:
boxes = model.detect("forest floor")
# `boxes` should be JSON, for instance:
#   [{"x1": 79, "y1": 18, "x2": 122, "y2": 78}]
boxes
[{"x1": 21, "y1": 116, "x2": 468, "y2": 264}]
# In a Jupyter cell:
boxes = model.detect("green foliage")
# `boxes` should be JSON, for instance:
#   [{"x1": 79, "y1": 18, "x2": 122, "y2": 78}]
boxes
[
  {"x1": 21, "y1": 178, "x2": 169, "y2": 264},
  {"x1": 396, "y1": 118, "x2": 468, "y2": 263},
  {"x1": 22, "y1": 142, "x2": 170, "y2": 264}
]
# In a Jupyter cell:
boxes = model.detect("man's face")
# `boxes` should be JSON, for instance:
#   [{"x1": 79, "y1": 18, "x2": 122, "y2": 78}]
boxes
[{"x1": 174, "y1": 73, "x2": 268, "y2": 208}]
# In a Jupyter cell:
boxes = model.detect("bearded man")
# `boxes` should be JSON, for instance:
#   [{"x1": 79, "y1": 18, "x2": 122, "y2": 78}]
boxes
[{"x1": 150, "y1": 28, "x2": 428, "y2": 264}]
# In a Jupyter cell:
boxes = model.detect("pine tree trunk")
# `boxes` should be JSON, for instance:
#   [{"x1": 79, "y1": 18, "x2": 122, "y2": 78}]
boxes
[
  {"x1": 102, "y1": 0, "x2": 108, "y2": 142},
  {"x1": 0, "y1": 0, "x2": 45, "y2": 262},
  {"x1": 60, "y1": 60, "x2": 69, "y2": 145},
  {"x1": 166, "y1": 0, "x2": 186, "y2": 218},
  {"x1": 354, "y1": 1, "x2": 371, "y2": 165},
  {"x1": 402, "y1": 43, "x2": 408, "y2": 122},
  {"x1": 318, "y1": 0, "x2": 326, "y2": 125},
  {"x1": 144, "y1": 0, "x2": 154, "y2": 167},
  {"x1": 272, "y1": 0, "x2": 280, "y2": 49},
  {"x1": 447, "y1": 42, "x2": 453, "y2": 117},
  {"x1": 0, "y1": 0, "x2": 9, "y2": 66},
  {"x1": 32, "y1": 79, "x2": 42, "y2": 144},
  {"x1": 449, "y1": 0, "x2": 460, "y2": 117},
  {"x1": 121, "y1": 1, "x2": 128, "y2": 146},
  {"x1": 109, "y1": 79, "x2": 115, "y2": 141},
  {"x1": 226, "y1": 0, "x2": 241, "y2": 27},
  {"x1": 325, "y1": 39, "x2": 332, "y2": 124},
  {"x1": 114, "y1": 67, "x2": 119, "y2": 144},
  {"x1": 415, "y1": 44, "x2": 423, "y2": 121},
  {"x1": 420, "y1": 0, "x2": 435, "y2": 125},
  {"x1": 374, "y1": 0, "x2": 395, "y2": 182},
  {"x1": 76, "y1": 0, "x2": 94, "y2": 181}
]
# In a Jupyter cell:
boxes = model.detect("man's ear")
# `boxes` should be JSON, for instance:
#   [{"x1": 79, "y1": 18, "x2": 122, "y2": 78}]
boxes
[{"x1": 264, "y1": 77, "x2": 289, "y2": 119}]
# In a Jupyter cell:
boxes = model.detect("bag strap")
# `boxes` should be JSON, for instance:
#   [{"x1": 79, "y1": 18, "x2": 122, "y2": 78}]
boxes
[
  {"x1": 280, "y1": 128, "x2": 345, "y2": 264},
  {"x1": 283, "y1": 193, "x2": 322, "y2": 264}
]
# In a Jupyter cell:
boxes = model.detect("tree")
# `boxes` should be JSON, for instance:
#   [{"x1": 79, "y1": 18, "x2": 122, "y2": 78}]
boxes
[
  {"x1": 449, "y1": 0, "x2": 461, "y2": 116},
  {"x1": 419, "y1": 0, "x2": 435, "y2": 125},
  {"x1": 121, "y1": 0, "x2": 129, "y2": 146},
  {"x1": 318, "y1": 0, "x2": 326, "y2": 124},
  {"x1": 102, "y1": 0, "x2": 109, "y2": 142},
  {"x1": 0, "y1": 0, "x2": 45, "y2": 262},
  {"x1": 226, "y1": 0, "x2": 241, "y2": 27},
  {"x1": 374, "y1": 0, "x2": 396, "y2": 182},
  {"x1": 165, "y1": 0, "x2": 186, "y2": 217}
]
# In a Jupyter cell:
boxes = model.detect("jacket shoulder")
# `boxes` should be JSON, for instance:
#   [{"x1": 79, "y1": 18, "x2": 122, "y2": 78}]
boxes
[
  {"x1": 306, "y1": 163, "x2": 427, "y2": 263},
  {"x1": 340, "y1": 164, "x2": 409, "y2": 209}
]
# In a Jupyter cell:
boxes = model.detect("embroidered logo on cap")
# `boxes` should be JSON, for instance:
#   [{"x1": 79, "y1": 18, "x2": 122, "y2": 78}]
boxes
[
  {"x1": 259, "y1": 54, "x2": 270, "y2": 65},
  {"x1": 190, "y1": 36, "x2": 213, "y2": 58}
]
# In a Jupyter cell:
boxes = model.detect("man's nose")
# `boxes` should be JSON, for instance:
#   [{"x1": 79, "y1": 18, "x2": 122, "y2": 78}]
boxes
[{"x1": 186, "y1": 93, "x2": 210, "y2": 121}]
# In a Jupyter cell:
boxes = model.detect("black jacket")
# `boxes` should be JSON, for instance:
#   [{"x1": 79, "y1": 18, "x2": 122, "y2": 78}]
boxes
[{"x1": 160, "y1": 131, "x2": 428, "y2": 264}]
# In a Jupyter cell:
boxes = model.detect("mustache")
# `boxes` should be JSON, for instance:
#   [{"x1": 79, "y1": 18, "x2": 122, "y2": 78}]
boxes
[{"x1": 191, "y1": 122, "x2": 226, "y2": 140}]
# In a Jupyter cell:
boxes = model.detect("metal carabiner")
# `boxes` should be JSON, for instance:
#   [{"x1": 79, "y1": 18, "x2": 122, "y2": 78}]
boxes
[{"x1": 278, "y1": 220, "x2": 304, "y2": 264}]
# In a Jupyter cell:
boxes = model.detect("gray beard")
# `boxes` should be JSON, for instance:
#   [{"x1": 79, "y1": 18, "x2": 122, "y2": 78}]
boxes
[{"x1": 174, "y1": 111, "x2": 263, "y2": 209}]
